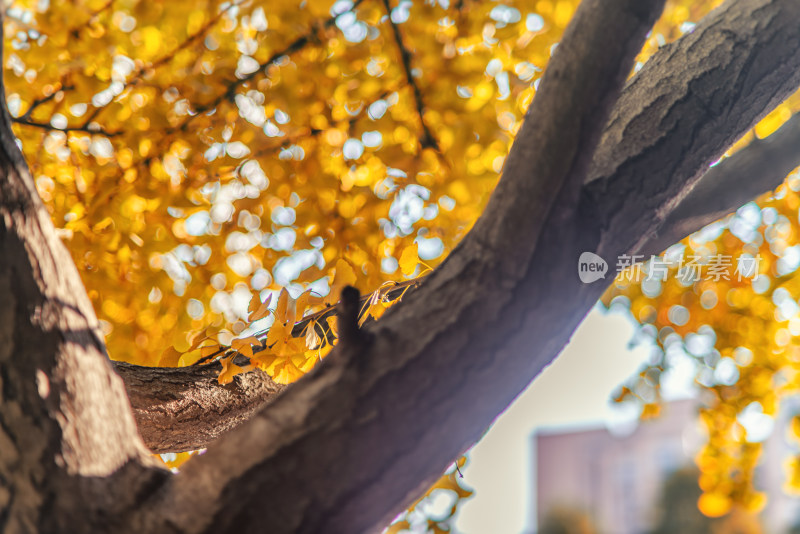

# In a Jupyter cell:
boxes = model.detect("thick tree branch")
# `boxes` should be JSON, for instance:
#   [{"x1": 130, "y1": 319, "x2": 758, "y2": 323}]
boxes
[
  {"x1": 644, "y1": 111, "x2": 800, "y2": 255},
  {"x1": 114, "y1": 362, "x2": 286, "y2": 453},
  {"x1": 583, "y1": 0, "x2": 800, "y2": 259},
  {"x1": 137, "y1": 1, "x2": 665, "y2": 533},
  {"x1": 1, "y1": 0, "x2": 797, "y2": 531},
  {"x1": 115, "y1": 277, "x2": 425, "y2": 452}
]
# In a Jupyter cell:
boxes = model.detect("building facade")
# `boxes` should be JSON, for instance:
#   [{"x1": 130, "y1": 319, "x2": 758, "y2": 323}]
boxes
[{"x1": 534, "y1": 399, "x2": 800, "y2": 533}]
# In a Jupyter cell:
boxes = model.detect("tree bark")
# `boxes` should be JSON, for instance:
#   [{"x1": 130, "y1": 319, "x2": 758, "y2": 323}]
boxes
[
  {"x1": 583, "y1": 0, "x2": 800, "y2": 259},
  {"x1": 0, "y1": 26, "x2": 166, "y2": 533},
  {"x1": 3, "y1": 0, "x2": 800, "y2": 533},
  {"x1": 644, "y1": 111, "x2": 800, "y2": 255},
  {"x1": 115, "y1": 362, "x2": 285, "y2": 453}
]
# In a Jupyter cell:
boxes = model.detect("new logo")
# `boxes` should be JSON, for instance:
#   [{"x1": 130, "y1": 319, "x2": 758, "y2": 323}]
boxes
[{"x1": 578, "y1": 252, "x2": 607, "y2": 283}]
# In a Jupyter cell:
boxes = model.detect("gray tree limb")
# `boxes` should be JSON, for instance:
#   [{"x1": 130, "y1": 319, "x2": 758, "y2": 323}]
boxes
[
  {"x1": 0, "y1": 20, "x2": 166, "y2": 533},
  {"x1": 137, "y1": 1, "x2": 667, "y2": 532},
  {"x1": 644, "y1": 111, "x2": 800, "y2": 255}
]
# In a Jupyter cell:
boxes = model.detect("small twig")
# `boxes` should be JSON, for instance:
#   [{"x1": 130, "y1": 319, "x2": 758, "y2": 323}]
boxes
[
  {"x1": 380, "y1": 0, "x2": 440, "y2": 152},
  {"x1": 190, "y1": 276, "x2": 429, "y2": 367},
  {"x1": 16, "y1": 0, "x2": 244, "y2": 137},
  {"x1": 176, "y1": 0, "x2": 368, "y2": 133},
  {"x1": 286, "y1": 276, "x2": 426, "y2": 342},
  {"x1": 19, "y1": 85, "x2": 74, "y2": 121},
  {"x1": 11, "y1": 117, "x2": 121, "y2": 137}
]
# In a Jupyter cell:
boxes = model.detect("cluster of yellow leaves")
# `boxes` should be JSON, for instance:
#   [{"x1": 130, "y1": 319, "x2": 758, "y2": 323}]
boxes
[
  {"x1": 4, "y1": 0, "x2": 581, "y2": 368},
  {"x1": 159, "y1": 256, "x2": 417, "y2": 385},
  {"x1": 4, "y1": 0, "x2": 731, "y2": 374},
  {"x1": 604, "y1": 166, "x2": 800, "y2": 516}
]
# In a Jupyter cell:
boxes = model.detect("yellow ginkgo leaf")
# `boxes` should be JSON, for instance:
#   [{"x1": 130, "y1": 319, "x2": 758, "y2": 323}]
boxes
[
  {"x1": 294, "y1": 290, "x2": 312, "y2": 321},
  {"x1": 275, "y1": 337, "x2": 306, "y2": 357},
  {"x1": 325, "y1": 258, "x2": 357, "y2": 306},
  {"x1": 270, "y1": 356, "x2": 307, "y2": 384},
  {"x1": 399, "y1": 243, "x2": 419, "y2": 277},
  {"x1": 316, "y1": 343, "x2": 334, "y2": 360},
  {"x1": 231, "y1": 336, "x2": 260, "y2": 358},
  {"x1": 187, "y1": 327, "x2": 214, "y2": 352},
  {"x1": 218, "y1": 357, "x2": 245, "y2": 385},
  {"x1": 274, "y1": 288, "x2": 290, "y2": 324},
  {"x1": 248, "y1": 293, "x2": 273, "y2": 322},
  {"x1": 326, "y1": 316, "x2": 338, "y2": 339},
  {"x1": 159, "y1": 346, "x2": 183, "y2": 367},
  {"x1": 250, "y1": 352, "x2": 277, "y2": 372},
  {"x1": 265, "y1": 320, "x2": 288, "y2": 348}
]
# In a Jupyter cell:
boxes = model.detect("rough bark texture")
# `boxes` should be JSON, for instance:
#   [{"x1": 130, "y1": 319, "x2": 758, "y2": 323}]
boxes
[
  {"x1": 115, "y1": 362, "x2": 285, "y2": 453},
  {"x1": 115, "y1": 280, "x2": 424, "y2": 454},
  {"x1": 0, "y1": 31, "x2": 166, "y2": 534},
  {"x1": 3, "y1": 0, "x2": 800, "y2": 533},
  {"x1": 584, "y1": 0, "x2": 800, "y2": 258},
  {"x1": 644, "y1": 112, "x2": 800, "y2": 254}
]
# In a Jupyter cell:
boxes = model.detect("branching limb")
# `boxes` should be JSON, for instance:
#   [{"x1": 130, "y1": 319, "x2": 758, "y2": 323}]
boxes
[
  {"x1": 114, "y1": 362, "x2": 286, "y2": 453},
  {"x1": 117, "y1": 3, "x2": 800, "y2": 487},
  {"x1": 380, "y1": 0, "x2": 440, "y2": 151},
  {"x1": 135, "y1": 2, "x2": 665, "y2": 533},
  {"x1": 5, "y1": 0, "x2": 791, "y2": 531},
  {"x1": 11, "y1": 116, "x2": 121, "y2": 136},
  {"x1": 643, "y1": 112, "x2": 800, "y2": 255}
]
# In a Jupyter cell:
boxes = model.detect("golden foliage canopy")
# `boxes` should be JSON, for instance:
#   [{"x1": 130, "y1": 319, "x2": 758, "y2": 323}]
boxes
[{"x1": 4, "y1": 0, "x2": 725, "y2": 366}]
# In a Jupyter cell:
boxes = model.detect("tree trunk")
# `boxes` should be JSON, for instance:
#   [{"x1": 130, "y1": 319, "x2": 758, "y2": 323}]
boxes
[
  {"x1": 2, "y1": 0, "x2": 800, "y2": 533},
  {"x1": 0, "y1": 30, "x2": 166, "y2": 532}
]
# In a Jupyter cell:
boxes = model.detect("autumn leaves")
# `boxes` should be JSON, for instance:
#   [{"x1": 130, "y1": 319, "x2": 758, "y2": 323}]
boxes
[{"x1": 158, "y1": 247, "x2": 423, "y2": 385}]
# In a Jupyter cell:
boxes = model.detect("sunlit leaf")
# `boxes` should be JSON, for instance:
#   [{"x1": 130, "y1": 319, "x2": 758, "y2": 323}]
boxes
[
  {"x1": 399, "y1": 243, "x2": 419, "y2": 277},
  {"x1": 305, "y1": 320, "x2": 321, "y2": 349},
  {"x1": 248, "y1": 293, "x2": 273, "y2": 322},
  {"x1": 274, "y1": 288, "x2": 290, "y2": 325},
  {"x1": 218, "y1": 356, "x2": 246, "y2": 385},
  {"x1": 231, "y1": 336, "x2": 260, "y2": 358},
  {"x1": 159, "y1": 346, "x2": 183, "y2": 367},
  {"x1": 326, "y1": 259, "x2": 358, "y2": 307}
]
